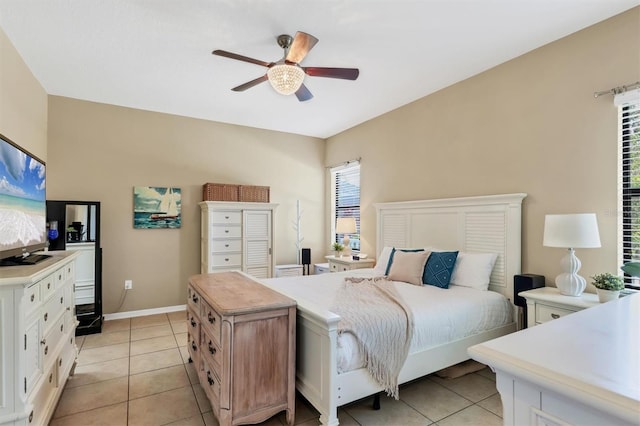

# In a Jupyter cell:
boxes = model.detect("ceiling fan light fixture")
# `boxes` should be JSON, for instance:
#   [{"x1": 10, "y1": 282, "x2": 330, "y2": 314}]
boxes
[{"x1": 267, "y1": 64, "x2": 305, "y2": 95}]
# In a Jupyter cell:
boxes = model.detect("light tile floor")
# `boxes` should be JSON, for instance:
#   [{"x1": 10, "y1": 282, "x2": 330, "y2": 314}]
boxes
[{"x1": 51, "y1": 312, "x2": 503, "y2": 426}]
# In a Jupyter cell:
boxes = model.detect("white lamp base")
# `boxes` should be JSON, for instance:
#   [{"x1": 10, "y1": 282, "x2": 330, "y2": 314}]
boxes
[
  {"x1": 343, "y1": 236, "x2": 352, "y2": 256},
  {"x1": 555, "y1": 248, "x2": 586, "y2": 296}
]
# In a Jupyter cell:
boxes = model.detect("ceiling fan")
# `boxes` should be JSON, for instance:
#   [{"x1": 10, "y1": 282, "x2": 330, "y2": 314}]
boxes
[{"x1": 212, "y1": 31, "x2": 359, "y2": 102}]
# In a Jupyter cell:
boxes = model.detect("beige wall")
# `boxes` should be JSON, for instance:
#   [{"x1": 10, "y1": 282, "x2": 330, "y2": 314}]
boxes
[
  {"x1": 0, "y1": 28, "x2": 47, "y2": 158},
  {"x1": 326, "y1": 8, "x2": 640, "y2": 292},
  {"x1": 47, "y1": 97, "x2": 325, "y2": 313}
]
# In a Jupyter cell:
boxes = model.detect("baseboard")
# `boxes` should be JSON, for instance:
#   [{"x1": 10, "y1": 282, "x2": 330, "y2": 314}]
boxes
[{"x1": 103, "y1": 304, "x2": 186, "y2": 321}]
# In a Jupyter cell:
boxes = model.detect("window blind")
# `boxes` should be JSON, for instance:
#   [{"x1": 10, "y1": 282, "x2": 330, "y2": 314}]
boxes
[
  {"x1": 331, "y1": 162, "x2": 361, "y2": 250},
  {"x1": 620, "y1": 91, "x2": 640, "y2": 288}
]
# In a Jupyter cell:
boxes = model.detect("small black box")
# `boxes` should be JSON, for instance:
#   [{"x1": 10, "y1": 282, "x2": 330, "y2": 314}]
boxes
[
  {"x1": 514, "y1": 274, "x2": 545, "y2": 308},
  {"x1": 301, "y1": 248, "x2": 311, "y2": 265}
]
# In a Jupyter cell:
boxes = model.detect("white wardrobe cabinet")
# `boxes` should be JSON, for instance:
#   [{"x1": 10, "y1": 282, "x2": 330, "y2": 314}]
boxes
[{"x1": 199, "y1": 201, "x2": 278, "y2": 279}]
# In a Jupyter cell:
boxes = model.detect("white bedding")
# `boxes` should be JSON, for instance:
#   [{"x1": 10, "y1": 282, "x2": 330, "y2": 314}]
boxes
[{"x1": 262, "y1": 268, "x2": 513, "y2": 373}]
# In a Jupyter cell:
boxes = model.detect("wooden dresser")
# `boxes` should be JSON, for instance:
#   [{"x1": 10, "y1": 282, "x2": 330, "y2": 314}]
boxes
[{"x1": 187, "y1": 271, "x2": 296, "y2": 426}]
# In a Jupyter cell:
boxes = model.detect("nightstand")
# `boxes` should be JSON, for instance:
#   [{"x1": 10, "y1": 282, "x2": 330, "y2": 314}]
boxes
[
  {"x1": 521, "y1": 287, "x2": 600, "y2": 327},
  {"x1": 275, "y1": 264, "x2": 303, "y2": 277},
  {"x1": 325, "y1": 255, "x2": 375, "y2": 272}
]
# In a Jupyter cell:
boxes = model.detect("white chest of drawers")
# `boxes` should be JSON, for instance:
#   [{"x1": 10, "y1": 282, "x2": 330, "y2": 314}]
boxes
[
  {"x1": 0, "y1": 252, "x2": 79, "y2": 426},
  {"x1": 200, "y1": 202, "x2": 278, "y2": 279}
]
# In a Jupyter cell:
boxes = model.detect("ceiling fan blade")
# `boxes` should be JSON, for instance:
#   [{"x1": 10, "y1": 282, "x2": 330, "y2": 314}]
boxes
[
  {"x1": 212, "y1": 50, "x2": 273, "y2": 68},
  {"x1": 286, "y1": 32, "x2": 319, "y2": 64},
  {"x1": 303, "y1": 67, "x2": 359, "y2": 80},
  {"x1": 295, "y1": 84, "x2": 313, "y2": 102},
  {"x1": 231, "y1": 75, "x2": 268, "y2": 92}
]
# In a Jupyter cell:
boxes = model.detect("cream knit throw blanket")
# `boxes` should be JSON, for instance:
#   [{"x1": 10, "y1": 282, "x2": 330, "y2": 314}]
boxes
[{"x1": 331, "y1": 277, "x2": 414, "y2": 399}]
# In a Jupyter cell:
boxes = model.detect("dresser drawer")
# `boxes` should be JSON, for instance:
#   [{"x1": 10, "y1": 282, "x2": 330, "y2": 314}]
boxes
[
  {"x1": 187, "y1": 285, "x2": 201, "y2": 314},
  {"x1": 201, "y1": 301, "x2": 221, "y2": 344},
  {"x1": 199, "y1": 357, "x2": 221, "y2": 408},
  {"x1": 536, "y1": 304, "x2": 575, "y2": 323},
  {"x1": 211, "y1": 239, "x2": 242, "y2": 253},
  {"x1": 211, "y1": 225, "x2": 241, "y2": 239},
  {"x1": 187, "y1": 329, "x2": 200, "y2": 368},
  {"x1": 53, "y1": 266, "x2": 66, "y2": 290},
  {"x1": 24, "y1": 282, "x2": 42, "y2": 317},
  {"x1": 211, "y1": 211, "x2": 242, "y2": 225},
  {"x1": 201, "y1": 326, "x2": 222, "y2": 371},
  {"x1": 210, "y1": 253, "x2": 242, "y2": 268},
  {"x1": 41, "y1": 274, "x2": 56, "y2": 300}
]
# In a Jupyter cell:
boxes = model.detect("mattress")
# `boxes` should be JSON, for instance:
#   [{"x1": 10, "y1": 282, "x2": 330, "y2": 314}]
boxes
[{"x1": 262, "y1": 268, "x2": 514, "y2": 373}]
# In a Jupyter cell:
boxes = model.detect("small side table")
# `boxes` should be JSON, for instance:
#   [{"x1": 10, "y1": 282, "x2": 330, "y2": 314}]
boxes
[
  {"x1": 325, "y1": 255, "x2": 375, "y2": 273},
  {"x1": 520, "y1": 287, "x2": 600, "y2": 327},
  {"x1": 275, "y1": 264, "x2": 304, "y2": 277}
]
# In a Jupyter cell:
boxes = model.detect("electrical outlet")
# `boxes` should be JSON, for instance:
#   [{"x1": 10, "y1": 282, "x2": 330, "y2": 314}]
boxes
[{"x1": 124, "y1": 280, "x2": 133, "y2": 290}]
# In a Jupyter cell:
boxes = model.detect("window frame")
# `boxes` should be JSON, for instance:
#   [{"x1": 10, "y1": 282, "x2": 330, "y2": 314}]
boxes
[
  {"x1": 621, "y1": 100, "x2": 640, "y2": 288},
  {"x1": 330, "y1": 161, "x2": 361, "y2": 252}
]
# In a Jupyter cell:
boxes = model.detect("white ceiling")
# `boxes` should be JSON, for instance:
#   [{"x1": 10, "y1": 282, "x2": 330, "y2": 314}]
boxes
[{"x1": 0, "y1": 1, "x2": 637, "y2": 139}]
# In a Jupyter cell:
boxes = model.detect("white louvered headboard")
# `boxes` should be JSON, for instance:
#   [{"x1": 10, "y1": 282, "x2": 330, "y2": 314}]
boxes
[{"x1": 374, "y1": 193, "x2": 527, "y2": 303}]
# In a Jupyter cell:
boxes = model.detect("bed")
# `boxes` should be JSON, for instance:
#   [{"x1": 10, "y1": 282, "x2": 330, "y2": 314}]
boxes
[{"x1": 260, "y1": 193, "x2": 527, "y2": 426}]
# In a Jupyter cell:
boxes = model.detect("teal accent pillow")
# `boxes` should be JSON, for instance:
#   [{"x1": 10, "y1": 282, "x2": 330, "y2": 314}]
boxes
[
  {"x1": 385, "y1": 247, "x2": 425, "y2": 275},
  {"x1": 423, "y1": 251, "x2": 459, "y2": 288}
]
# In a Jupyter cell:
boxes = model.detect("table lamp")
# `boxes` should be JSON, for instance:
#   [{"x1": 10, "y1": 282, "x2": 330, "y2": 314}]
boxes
[
  {"x1": 336, "y1": 217, "x2": 357, "y2": 256},
  {"x1": 543, "y1": 213, "x2": 601, "y2": 296}
]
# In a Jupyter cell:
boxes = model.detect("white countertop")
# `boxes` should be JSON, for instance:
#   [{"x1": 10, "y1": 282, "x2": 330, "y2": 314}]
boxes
[{"x1": 469, "y1": 293, "x2": 640, "y2": 424}]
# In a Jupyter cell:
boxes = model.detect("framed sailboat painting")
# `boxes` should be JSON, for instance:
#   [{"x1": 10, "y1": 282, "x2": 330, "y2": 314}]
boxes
[{"x1": 133, "y1": 186, "x2": 182, "y2": 229}]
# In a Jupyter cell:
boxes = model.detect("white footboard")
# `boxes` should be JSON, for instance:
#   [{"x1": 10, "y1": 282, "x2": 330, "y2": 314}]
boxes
[{"x1": 295, "y1": 305, "x2": 341, "y2": 426}]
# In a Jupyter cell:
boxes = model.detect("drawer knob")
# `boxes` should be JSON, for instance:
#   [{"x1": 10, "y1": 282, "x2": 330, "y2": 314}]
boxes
[
  {"x1": 44, "y1": 345, "x2": 48, "y2": 355},
  {"x1": 208, "y1": 341, "x2": 216, "y2": 355},
  {"x1": 49, "y1": 373, "x2": 53, "y2": 383},
  {"x1": 40, "y1": 339, "x2": 46, "y2": 345},
  {"x1": 29, "y1": 411, "x2": 33, "y2": 423},
  {"x1": 60, "y1": 296, "x2": 64, "y2": 304},
  {"x1": 47, "y1": 283, "x2": 51, "y2": 289},
  {"x1": 59, "y1": 358, "x2": 62, "y2": 367},
  {"x1": 551, "y1": 313, "x2": 560, "y2": 319},
  {"x1": 190, "y1": 318, "x2": 196, "y2": 328},
  {"x1": 191, "y1": 341, "x2": 197, "y2": 351},
  {"x1": 192, "y1": 294, "x2": 199, "y2": 303},
  {"x1": 31, "y1": 294, "x2": 35, "y2": 302},
  {"x1": 208, "y1": 312, "x2": 216, "y2": 324},
  {"x1": 61, "y1": 324, "x2": 64, "y2": 332},
  {"x1": 224, "y1": 244, "x2": 229, "y2": 248},
  {"x1": 224, "y1": 258, "x2": 230, "y2": 262},
  {"x1": 207, "y1": 371, "x2": 215, "y2": 386},
  {"x1": 225, "y1": 229, "x2": 229, "y2": 233},
  {"x1": 225, "y1": 216, "x2": 229, "y2": 219},
  {"x1": 44, "y1": 313, "x2": 48, "y2": 322}
]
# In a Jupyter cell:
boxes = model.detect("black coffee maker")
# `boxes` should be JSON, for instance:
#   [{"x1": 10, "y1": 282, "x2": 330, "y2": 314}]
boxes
[{"x1": 66, "y1": 221, "x2": 84, "y2": 242}]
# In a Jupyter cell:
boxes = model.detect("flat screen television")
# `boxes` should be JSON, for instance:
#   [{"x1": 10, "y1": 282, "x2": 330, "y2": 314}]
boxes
[{"x1": 0, "y1": 132, "x2": 49, "y2": 266}]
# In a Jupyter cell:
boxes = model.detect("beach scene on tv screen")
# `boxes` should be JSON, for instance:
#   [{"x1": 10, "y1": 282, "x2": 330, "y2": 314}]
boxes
[{"x1": 0, "y1": 139, "x2": 46, "y2": 252}]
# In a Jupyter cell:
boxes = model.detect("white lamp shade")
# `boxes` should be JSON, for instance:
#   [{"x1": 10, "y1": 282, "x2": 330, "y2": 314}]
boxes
[
  {"x1": 335, "y1": 217, "x2": 357, "y2": 234},
  {"x1": 543, "y1": 213, "x2": 601, "y2": 248}
]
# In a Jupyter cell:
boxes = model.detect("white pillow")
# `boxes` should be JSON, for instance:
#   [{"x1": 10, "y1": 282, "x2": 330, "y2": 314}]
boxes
[
  {"x1": 387, "y1": 250, "x2": 431, "y2": 286},
  {"x1": 450, "y1": 252, "x2": 498, "y2": 291},
  {"x1": 373, "y1": 246, "x2": 393, "y2": 274},
  {"x1": 373, "y1": 246, "x2": 432, "y2": 275}
]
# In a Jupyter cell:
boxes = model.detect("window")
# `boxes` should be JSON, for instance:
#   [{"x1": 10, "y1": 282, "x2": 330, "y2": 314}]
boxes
[
  {"x1": 331, "y1": 161, "x2": 360, "y2": 251},
  {"x1": 620, "y1": 92, "x2": 640, "y2": 288}
]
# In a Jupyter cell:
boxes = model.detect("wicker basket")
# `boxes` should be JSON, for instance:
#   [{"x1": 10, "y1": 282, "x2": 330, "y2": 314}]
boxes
[
  {"x1": 202, "y1": 183, "x2": 240, "y2": 201},
  {"x1": 239, "y1": 185, "x2": 270, "y2": 203}
]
